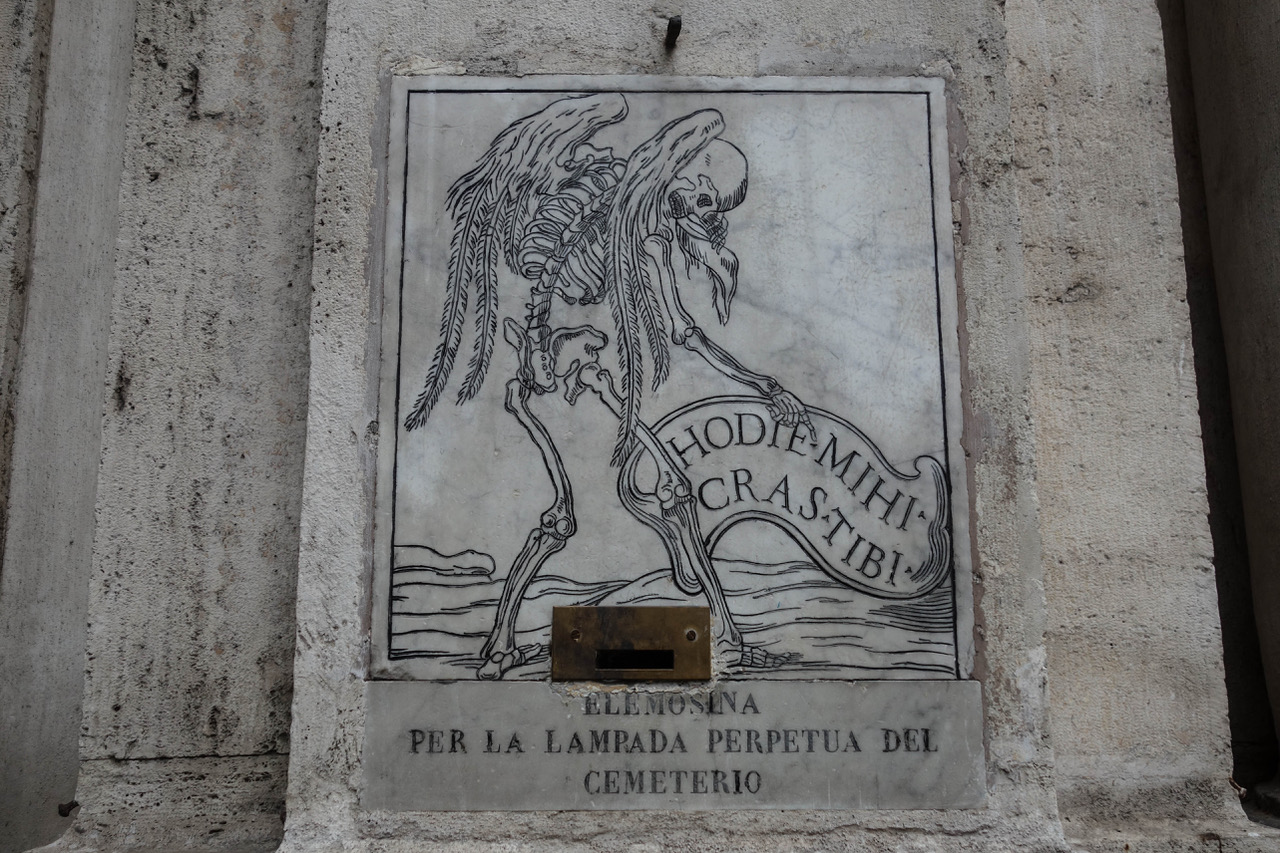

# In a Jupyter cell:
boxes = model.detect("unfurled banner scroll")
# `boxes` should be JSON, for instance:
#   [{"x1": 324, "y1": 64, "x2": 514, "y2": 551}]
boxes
[{"x1": 646, "y1": 397, "x2": 951, "y2": 600}]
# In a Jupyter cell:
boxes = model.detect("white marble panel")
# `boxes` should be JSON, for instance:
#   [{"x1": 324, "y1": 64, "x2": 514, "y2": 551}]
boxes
[{"x1": 369, "y1": 75, "x2": 977, "y2": 809}]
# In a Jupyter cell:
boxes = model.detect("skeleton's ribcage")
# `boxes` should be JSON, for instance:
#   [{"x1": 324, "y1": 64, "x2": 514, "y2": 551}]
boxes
[{"x1": 516, "y1": 162, "x2": 621, "y2": 314}]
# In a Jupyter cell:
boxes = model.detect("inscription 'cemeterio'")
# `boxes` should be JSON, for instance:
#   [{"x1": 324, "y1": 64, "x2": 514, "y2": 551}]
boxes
[{"x1": 370, "y1": 75, "x2": 981, "y2": 810}]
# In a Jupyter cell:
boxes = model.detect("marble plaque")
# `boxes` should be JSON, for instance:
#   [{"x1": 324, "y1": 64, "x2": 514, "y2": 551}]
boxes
[
  {"x1": 370, "y1": 76, "x2": 979, "y2": 809},
  {"x1": 364, "y1": 681, "x2": 984, "y2": 810}
]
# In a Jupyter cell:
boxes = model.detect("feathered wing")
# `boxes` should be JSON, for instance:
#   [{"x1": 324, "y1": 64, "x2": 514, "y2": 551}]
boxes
[
  {"x1": 403, "y1": 93, "x2": 629, "y2": 431},
  {"x1": 605, "y1": 108, "x2": 727, "y2": 463}
]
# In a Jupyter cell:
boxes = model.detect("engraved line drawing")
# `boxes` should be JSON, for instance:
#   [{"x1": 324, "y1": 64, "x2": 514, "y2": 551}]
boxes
[
  {"x1": 403, "y1": 94, "x2": 821, "y2": 679},
  {"x1": 396, "y1": 92, "x2": 956, "y2": 681}
]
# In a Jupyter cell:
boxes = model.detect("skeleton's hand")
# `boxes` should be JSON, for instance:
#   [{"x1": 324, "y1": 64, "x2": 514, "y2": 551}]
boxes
[{"x1": 766, "y1": 387, "x2": 816, "y2": 441}]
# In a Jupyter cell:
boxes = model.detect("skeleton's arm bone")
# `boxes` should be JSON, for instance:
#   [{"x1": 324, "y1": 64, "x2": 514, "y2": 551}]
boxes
[
  {"x1": 643, "y1": 235, "x2": 780, "y2": 397},
  {"x1": 682, "y1": 328, "x2": 783, "y2": 397}
]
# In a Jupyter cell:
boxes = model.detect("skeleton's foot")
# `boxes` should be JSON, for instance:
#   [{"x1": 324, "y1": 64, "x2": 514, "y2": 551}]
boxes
[
  {"x1": 476, "y1": 643, "x2": 543, "y2": 680},
  {"x1": 720, "y1": 642, "x2": 798, "y2": 670}
]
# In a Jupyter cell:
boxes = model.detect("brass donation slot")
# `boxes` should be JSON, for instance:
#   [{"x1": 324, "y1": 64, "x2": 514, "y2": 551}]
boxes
[{"x1": 551, "y1": 606, "x2": 711, "y2": 682}]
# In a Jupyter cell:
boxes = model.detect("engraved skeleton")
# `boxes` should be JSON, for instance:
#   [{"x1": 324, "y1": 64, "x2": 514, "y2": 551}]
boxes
[{"x1": 404, "y1": 94, "x2": 812, "y2": 679}]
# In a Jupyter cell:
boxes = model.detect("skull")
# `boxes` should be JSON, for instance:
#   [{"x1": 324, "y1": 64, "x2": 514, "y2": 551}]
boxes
[
  {"x1": 666, "y1": 139, "x2": 748, "y2": 324},
  {"x1": 667, "y1": 139, "x2": 748, "y2": 249}
]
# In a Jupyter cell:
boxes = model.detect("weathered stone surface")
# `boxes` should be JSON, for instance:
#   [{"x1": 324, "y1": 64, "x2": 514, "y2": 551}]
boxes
[
  {"x1": 80, "y1": 0, "x2": 323, "y2": 763},
  {"x1": 38, "y1": 755, "x2": 286, "y2": 853},
  {"x1": 1005, "y1": 0, "x2": 1239, "y2": 826},
  {"x1": 15, "y1": 1, "x2": 324, "y2": 851},
  {"x1": 0, "y1": 1, "x2": 133, "y2": 850}
]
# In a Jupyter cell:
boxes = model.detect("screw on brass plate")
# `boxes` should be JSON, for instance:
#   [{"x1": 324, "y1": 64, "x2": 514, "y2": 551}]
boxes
[{"x1": 551, "y1": 605, "x2": 711, "y2": 681}]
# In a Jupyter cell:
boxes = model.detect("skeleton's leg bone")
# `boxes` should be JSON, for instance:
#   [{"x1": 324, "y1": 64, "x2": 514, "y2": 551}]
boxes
[
  {"x1": 477, "y1": 379, "x2": 576, "y2": 679},
  {"x1": 577, "y1": 363, "x2": 743, "y2": 648},
  {"x1": 617, "y1": 456, "x2": 743, "y2": 648},
  {"x1": 578, "y1": 362, "x2": 623, "y2": 419}
]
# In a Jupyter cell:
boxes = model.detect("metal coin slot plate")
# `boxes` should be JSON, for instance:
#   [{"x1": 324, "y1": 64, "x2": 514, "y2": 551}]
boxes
[{"x1": 551, "y1": 606, "x2": 711, "y2": 681}]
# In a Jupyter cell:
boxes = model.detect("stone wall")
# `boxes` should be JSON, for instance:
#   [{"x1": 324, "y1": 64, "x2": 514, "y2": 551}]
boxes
[
  {"x1": 69, "y1": 1, "x2": 324, "y2": 848},
  {"x1": 0, "y1": 1, "x2": 323, "y2": 851},
  {"x1": 0, "y1": 0, "x2": 1275, "y2": 851},
  {"x1": 0, "y1": 0, "x2": 132, "y2": 849},
  {"x1": 0, "y1": 0, "x2": 57, "y2": 846},
  {"x1": 1007, "y1": 0, "x2": 1236, "y2": 827},
  {"x1": 282, "y1": 0, "x2": 1255, "y2": 849}
]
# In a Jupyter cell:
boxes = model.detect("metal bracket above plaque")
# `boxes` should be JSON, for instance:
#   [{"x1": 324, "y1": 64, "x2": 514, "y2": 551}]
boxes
[{"x1": 551, "y1": 606, "x2": 711, "y2": 681}]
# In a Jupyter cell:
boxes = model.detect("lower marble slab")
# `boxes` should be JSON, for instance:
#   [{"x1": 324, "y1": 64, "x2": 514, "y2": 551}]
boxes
[{"x1": 363, "y1": 680, "x2": 984, "y2": 810}]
